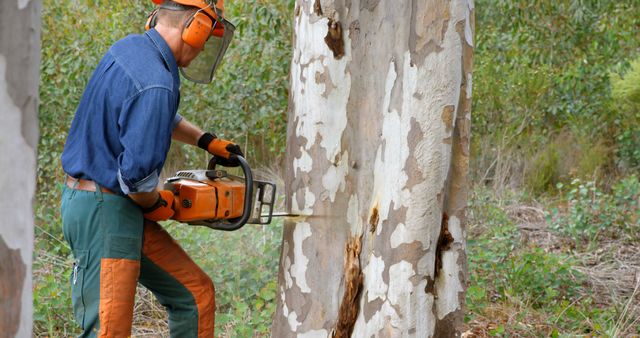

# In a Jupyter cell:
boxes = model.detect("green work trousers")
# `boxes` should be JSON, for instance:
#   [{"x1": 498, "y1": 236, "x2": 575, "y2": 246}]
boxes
[{"x1": 61, "y1": 184, "x2": 215, "y2": 337}]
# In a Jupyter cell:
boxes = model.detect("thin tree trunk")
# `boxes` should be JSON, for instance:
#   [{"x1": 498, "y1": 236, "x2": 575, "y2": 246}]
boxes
[{"x1": 0, "y1": 0, "x2": 41, "y2": 336}]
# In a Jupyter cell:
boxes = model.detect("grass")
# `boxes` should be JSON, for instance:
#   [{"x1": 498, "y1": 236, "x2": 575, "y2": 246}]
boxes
[{"x1": 464, "y1": 180, "x2": 640, "y2": 337}]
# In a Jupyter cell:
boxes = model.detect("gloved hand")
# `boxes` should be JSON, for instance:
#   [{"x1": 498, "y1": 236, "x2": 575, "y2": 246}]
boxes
[
  {"x1": 198, "y1": 132, "x2": 244, "y2": 166},
  {"x1": 142, "y1": 190, "x2": 175, "y2": 222}
]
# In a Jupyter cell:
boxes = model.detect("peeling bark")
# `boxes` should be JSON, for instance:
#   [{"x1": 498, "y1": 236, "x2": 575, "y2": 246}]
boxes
[
  {"x1": 324, "y1": 19, "x2": 344, "y2": 59},
  {"x1": 334, "y1": 236, "x2": 363, "y2": 338},
  {"x1": 274, "y1": 0, "x2": 473, "y2": 336}
]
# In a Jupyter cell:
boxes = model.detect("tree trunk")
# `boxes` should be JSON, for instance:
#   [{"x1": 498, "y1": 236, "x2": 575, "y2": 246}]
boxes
[
  {"x1": 273, "y1": 0, "x2": 473, "y2": 336},
  {"x1": 0, "y1": 0, "x2": 41, "y2": 336}
]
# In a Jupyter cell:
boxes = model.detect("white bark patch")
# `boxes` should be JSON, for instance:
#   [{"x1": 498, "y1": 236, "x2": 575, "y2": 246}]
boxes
[
  {"x1": 284, "y1": 256, "x2": 293, "y2": 288},
  {"x1": 389, "y1": 223, "x2": 410, "y2": 249},
  {"x1": 352, "y1": 300, "x2": 402, "y2": 337},
  {"x1": 434, "y1": 215, "x2": 465, "y2": 319},
  {"x1": 466, "y1": 73, "x2": 473, "y2": 99},
  {"x1": 321, "y1": 151, "x2": 349, "y2": 202},
  {"x1": 387, "y1": 261, "x2": 415, "y2": 306},
  {"x1": 416, "y1": 279, "x2": 436, "y2": 337},
  {"x1": 297, "y1": 329, "x2": 329, "y2": 338},
  {"x1": 371, "y1": 61, "x2": 411, "y2": 235},
  {"x1": 417, "y1": 251, "x2": 436, "y2": 277},
  {"x1": 294, "y1": 149, "x2": 314, "y2": 175},
  {"x1": 448, "y1": 215, "x2": 464, "y2": 244},
  {"x1": 18, "y1": 0, "x2": 30, "y2": 10},
  {"x1": 288, "y1": 311, "x2": 302, "y2": 331},
  {"x1": 346, "y1": 194, "x2": 362, "y2": 235},
  {"x1": 292, "y1": 187, "x2": 316, "y2": 215},
  {"x1": 290, "y1": 222, "x2": 313, "y2": 293},
  {"x1": 292, "y1": 12, "x2": 351, "y2": 163},
  {"x1": 363, "y1": 254, "x2": 387, "y2": 303},
  {"x1": 464, "y1": 7, "x2": 474, "y2": 47},
  {"x1": 435, "y1": 250, "x2": 464, "y2": 319}
]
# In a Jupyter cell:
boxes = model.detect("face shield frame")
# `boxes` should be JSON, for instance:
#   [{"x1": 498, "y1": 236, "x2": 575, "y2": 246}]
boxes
[{"x1": 180, "y1": 8, "x2": 235, "y2": 84}]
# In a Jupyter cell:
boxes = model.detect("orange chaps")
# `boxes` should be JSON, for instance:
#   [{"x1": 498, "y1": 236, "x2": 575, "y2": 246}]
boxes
[{"x1": 61, "y1": 185, "x2": 215, "y2": 337}]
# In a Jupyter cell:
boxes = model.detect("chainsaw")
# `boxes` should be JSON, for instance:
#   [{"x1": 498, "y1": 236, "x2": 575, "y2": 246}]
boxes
[{"x1": 163, "y1": 155, "x2": 288, "y2": 231}]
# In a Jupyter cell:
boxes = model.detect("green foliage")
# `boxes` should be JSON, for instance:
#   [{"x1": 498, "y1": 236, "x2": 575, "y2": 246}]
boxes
[
  {"x1": 466, "y1": 188, "x2": 626, "y2": 335},
  {"x1": 467, "y1": 191, "x2": 582, "y2": 311},
  {"x1": 549, "y1": 176, "x2": 640, "y2": 245},
  {"x1": 610, "y1": 58, "x2": 640, "y2": 169},
  {"x1": 474, "y1": 0, "x2": 640, "y2": 190}
]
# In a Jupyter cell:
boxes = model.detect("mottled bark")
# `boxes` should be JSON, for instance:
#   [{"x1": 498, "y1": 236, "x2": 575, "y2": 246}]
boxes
[
  {"x1": 274, "y1": 0, "x2": 473, "y2": 336},
  {"x1": 0, "y1": 0, "x2": 41, "y2": 336}
]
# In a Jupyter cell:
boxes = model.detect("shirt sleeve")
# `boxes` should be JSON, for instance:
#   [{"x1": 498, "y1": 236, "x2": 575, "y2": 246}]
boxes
[
  {"x1": 172, "y1": 113, "x2": 183, "y2": 130},
  {"x1": 116, "y1": 87, "x2": 177, "y2": 194}
]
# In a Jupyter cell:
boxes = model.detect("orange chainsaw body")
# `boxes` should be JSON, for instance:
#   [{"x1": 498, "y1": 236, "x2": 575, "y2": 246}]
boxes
[
  {"x1": 164, "y1": 156, "x2": 276, "y2": 231},
  {"x1": 169, "y1": 176, "x2": 245, "y2": 222}
]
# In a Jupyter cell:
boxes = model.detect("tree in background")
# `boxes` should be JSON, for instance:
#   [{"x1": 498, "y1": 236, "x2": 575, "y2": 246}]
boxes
[
  {"x1": 273, "y1": 0, "x2": 473, "y2": 336},
  {"x1": 0, "y1": 0, "x2": 41, "y2": 336}
]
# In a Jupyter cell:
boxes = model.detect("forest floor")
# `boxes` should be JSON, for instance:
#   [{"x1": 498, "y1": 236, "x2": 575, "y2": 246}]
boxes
[
  {"x1": 34, "y1": 183, "x2": 639, "y2": 337},
  {"x1": 462, "y1": 185, "x2": 640, "y2": 337}
]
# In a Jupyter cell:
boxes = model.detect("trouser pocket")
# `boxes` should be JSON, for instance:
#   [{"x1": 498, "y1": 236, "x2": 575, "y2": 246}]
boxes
[{"x1": 71, "y1": 249, "x2": 89, "y2": 329}]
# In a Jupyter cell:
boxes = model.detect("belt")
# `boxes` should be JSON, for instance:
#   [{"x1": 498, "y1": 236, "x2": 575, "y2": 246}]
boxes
[{"x1": 66, "y1": 176, "x2": 115, "y2": 195}]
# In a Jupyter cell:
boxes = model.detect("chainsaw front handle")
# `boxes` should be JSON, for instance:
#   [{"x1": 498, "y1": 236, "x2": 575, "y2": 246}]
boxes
[{"x1": 202, "y1": 154, "x2": 253, "y2": 231}]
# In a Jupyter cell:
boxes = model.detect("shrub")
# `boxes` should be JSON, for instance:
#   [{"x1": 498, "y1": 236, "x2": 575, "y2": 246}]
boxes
[
  {"x1": 610, "y1": 57, "x2": 640, "y2": 170},
  {"x1": 549, "y1": 176, "x2": 640, "y2": 244}
]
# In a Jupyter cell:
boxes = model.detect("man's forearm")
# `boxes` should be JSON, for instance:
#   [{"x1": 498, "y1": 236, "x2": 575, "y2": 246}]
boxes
[
  {"x1": 129, "y1": 190, "x2": 160, "y2": 209},
  {"x1": 172, "y1": 118, "x2": 205, "y2": 146}
]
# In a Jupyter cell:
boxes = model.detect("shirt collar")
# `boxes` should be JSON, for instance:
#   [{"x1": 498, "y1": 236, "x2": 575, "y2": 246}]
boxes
[{"x1": 145, "y1": 28, "x2": 181, "y2": 88}]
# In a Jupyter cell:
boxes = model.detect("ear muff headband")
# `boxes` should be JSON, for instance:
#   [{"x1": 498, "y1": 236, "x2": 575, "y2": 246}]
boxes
[{"x1": 145, "y1": 8, "x2": 159, "y2": 31}]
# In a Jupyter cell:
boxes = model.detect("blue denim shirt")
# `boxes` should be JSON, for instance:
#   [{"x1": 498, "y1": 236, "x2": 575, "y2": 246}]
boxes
[{"x1": 62, "y1": 29, "x2": 183, "y2": 195}]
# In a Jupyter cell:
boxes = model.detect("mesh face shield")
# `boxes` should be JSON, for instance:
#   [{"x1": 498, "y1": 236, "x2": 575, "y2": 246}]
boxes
[{"x1": 180, "y1": 18, "x2": 235, "y2": 84}]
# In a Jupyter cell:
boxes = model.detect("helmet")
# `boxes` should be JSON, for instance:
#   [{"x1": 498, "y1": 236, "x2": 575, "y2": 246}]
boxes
[{"x1": 146, "y1": 0, "x2": 235, "y2": 84}]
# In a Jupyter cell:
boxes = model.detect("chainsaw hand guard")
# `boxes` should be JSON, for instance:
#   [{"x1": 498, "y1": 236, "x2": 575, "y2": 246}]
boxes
[{"x1": 201, "y1": 154, "x2": 253, "y2": 231}]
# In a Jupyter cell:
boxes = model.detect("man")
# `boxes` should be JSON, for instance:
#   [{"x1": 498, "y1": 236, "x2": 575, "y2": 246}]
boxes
[{"x1": 60, "y1": 0, "x2": 238, "y2": 336}]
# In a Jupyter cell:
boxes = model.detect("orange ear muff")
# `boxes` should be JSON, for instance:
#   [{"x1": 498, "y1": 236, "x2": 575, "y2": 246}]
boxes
[
  {"x1": 145, "y1": 9, "x2": 159, "y2": 31},
  {"x1": 211, "y1": 21, "x2": 225, "y2": 38},
  {"x1": 182, "y1": 11, "x2": 213, "y2": 49}
]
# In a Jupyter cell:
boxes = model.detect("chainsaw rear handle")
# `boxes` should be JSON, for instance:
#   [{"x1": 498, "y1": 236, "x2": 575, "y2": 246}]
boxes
[{"x1": 203, "y1": 154, "x2": 253, "y2": 231}]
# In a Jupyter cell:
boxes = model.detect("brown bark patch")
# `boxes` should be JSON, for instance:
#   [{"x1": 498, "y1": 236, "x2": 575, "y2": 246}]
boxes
[
  {"x1": 441, "y1": 105, "x2": 455, "y2": 133},
  {"x1": 314, "y1": 0, "x2": 323, "y2": 15},
  {"x1": 334, "y1": 235, "x2": 363, "y2": 338},
  {"x1": 0, "y1": 236, "x2": 25, "y2": 336},
  {"x1": 325, "y1": 19, "x2": 345, "y2": 59},
  {"x1": 434, "y1": 310, "x2": 462, "y2": 337},
  {"x1": 368, "y1": 206, "x2": 379, "y2": 233},
  {"x1": 434, "y1": 213, "x2": 454, "y2": 277},
  {"x1": 424, "y1": 276, "x2": 436, "y2": 294}
]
